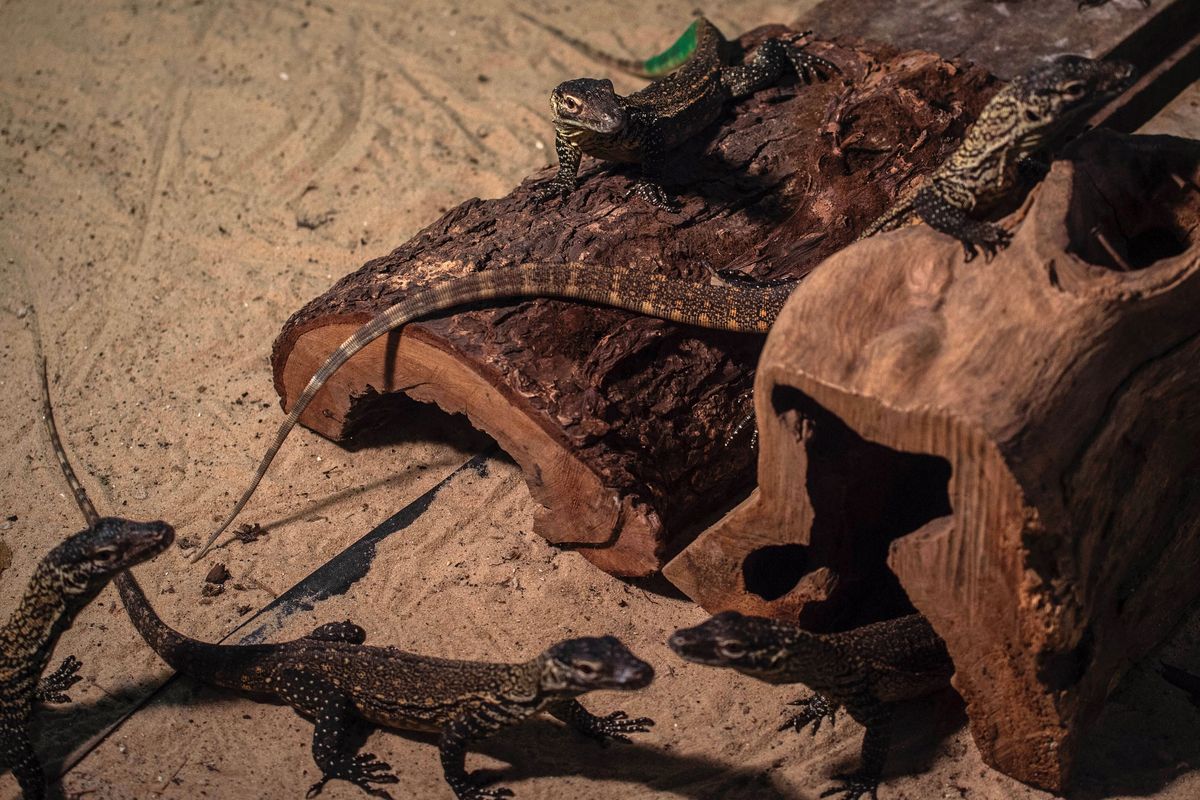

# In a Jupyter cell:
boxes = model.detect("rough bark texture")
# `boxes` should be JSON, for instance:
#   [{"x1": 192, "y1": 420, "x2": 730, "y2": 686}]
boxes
[
  {"x1": 663, "y1": 130, "x2": 1200, "y2": 791},
  {"x1": 271, "y1": 31, "x2": 1000, "y2": 575}
]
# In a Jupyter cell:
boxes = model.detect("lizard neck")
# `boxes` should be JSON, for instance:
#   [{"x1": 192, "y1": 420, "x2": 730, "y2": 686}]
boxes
[
  {"x1": 0, "y1": 564, "x2": 77, "y2": 676},
  {"x1": 750, "y1": 623, "x2": 845, "y2": 688},
  {"x1": 557, "y1": 115, "x2": 643, "y2": 163}
]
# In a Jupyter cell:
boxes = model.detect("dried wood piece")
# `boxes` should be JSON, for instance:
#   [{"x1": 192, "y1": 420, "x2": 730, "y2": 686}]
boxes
[
  {"x1": 664, "y1": 129, "x2": 1200, "y2": 791},
  {"x1": 272, "y1": 31, "x2": 999, "y2": 576}
]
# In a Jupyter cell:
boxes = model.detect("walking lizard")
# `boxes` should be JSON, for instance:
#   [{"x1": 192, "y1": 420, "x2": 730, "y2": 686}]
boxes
[
  {"x1": 37, "y1": 338, "x2": 657, "y2": 800},
  {"x1": 533, "y1": 16, "x2": 837, "y2": 208},
  {"x1": 860, "y1": 54, "x2": 1134, "y2": 260},
  {"x1": 198, "y1": 262, "x2": 795, "y2": 557},
  {"x1": 1, "y1": 334, "x2": 173, "y2": 799},
  {"x1": 669, "y1": 611, "x2": 953, "y2": 800}
]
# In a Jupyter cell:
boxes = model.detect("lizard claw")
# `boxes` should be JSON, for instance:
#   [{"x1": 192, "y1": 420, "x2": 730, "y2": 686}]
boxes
[
  {"x1": 960, "y1": 223, "x2": 1011, "y2": 263},
  {"x1": 779, "y1": 694, "x2": 838, "y2": 736},
  {"x1": 307, "y1": 753, "x2": 398, "y2": 799},
  {"x1": 595, "y1": 710, "x2": 656, "y2": 743},
  {"x1": 462, "y1": 784, "x2": 514, "y2": 800},
  {"x1": 36, "y1": 654, "x2": 83, "y2": 703},
  {"x1": 627, "y1": 180, "x2": 680, "y2": 211},
  {"x1": 574, "y1": 710, "x2": 655, "y2": 745},
  {"x1": 783, "y1": 36, "x2": 839, "y2": 83},
  {"x1": 533, "y1": 177, "x2": 575, "y2": 203},
  {"x1": 819, "y1": 772, "x2": 881, "y2": 800}
]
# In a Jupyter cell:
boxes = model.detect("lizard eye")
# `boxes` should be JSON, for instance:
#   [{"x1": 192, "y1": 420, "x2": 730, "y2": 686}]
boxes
[
  {"x1": 93, "y1": 547, "x2": 118, "y2": 563},
  {"x1": 1024, "y1": 109, "x2": 1042, "y2": 123},
  {"x1": 719, "y1": 642, "x2": 747, "y2": 659},
  {"x1": 1062, "y1": 82, "x2": 1086, "y2": 98},
  {"x1": 575, "y1": 661, "x2": 599, "y2": 677},
  {"x1": 562, "y1": 95, "x2": 581, "y2": 113}
]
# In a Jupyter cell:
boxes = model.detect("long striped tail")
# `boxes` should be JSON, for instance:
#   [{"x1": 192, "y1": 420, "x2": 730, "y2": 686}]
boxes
[
  {"x1": 195, "y1": 261, "x2": 794, "y2": 558},
  {"x1": 517, "y1": 11, "x2": 701, "y2": 79},
  {"x1": 32, "y1": 308, "x2": 100, "y2": 527},
  {"x1": 33, "y1": 314, "x2": 253, "y2": 684}
]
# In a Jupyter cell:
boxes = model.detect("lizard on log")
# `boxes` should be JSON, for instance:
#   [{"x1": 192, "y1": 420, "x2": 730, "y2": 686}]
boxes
[
  {"x1": 197, "y1": 263, "x2": 796, "y2": 557},
  {"x1": 669, "y1": 611, "x2": 953, "y2": 800},
  {"x1": 1, "y1": 318, "x2": 174, "y2": 800},
  {"x1": 860, "y1": 54, "x2": 1134, "y2": 259},
  {"x1": 36, "y1": 333, "x2": 657, "y2": 800},
  {"x1": 532, "y1": 16, "x2": 838, "y2": 208},
  {"x1": 195, "y1": 54, "x2": 1128, "y2": 559}
]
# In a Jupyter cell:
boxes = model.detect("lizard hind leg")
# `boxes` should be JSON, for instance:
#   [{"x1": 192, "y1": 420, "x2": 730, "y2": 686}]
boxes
[
  {"x1": 721, "y1": 36, "x2": 835, "y2": 97},
  {"x1": 276, "y1": 669, "x2": 399, "y2": 800}
]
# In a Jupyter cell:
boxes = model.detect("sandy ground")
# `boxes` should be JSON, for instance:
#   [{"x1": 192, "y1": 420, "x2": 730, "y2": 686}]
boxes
[{"x1": 1, "y1": 1, "x2": 1198, "y2": 799}]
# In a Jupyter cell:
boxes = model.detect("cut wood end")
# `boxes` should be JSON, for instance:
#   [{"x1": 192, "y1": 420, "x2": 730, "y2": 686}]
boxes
[{"x1": 274, "y1": 316, "x2": 666, "y2": 576}]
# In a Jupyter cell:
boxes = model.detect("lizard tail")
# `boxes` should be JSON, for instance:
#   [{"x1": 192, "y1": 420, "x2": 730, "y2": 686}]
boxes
[
  {"x1": 194, "y1": 260, "x2": 795, "y2": 559},
  {"x1": 31, "y1": 306, "x2": 101, "y2": 527},
  {"x1": 516, "y1": 10, "x2": 701, "y2": 79},
  {"x1": 32, "y1": 308, "x2": 242, "y2": 682}
]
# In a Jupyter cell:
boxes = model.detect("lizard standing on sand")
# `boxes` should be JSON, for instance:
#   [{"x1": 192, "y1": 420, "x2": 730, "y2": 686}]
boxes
[
  {"x1": 669, "y1": 611, "x2": 953, "y2": 800},
  {"x1": 1, "y1": 326, "x2": 173, "y2": 799},
  {"x1": 37, "y1": 338, "x2": 656, "y2": 800},
  {"x1": 860, "y1": 54, "x2": 1134, "y2": 260},
  {"x1": 531, "y1": 16, "x2": 837, "y2": 208}
]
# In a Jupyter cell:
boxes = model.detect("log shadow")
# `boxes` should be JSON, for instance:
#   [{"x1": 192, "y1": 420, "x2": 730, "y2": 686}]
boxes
[{"x1": 1069, "y1": 602, "x2": 1200, "y2": 799}]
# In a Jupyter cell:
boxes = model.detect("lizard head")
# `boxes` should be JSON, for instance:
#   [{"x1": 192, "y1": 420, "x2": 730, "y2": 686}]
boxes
[
  {"x1": 669, "y1": 610, "x2": 800, "y2": 681},
  {"x1": 999, "y1": 55, "x2": 1135, "y2": 151},
  {"x1": 538, "y1": 635, "x2": 654, "y2": 693},
  {"x1": 48, "y1": 517, "x2": 174, "y2": 598},
  {"x1": 550, "y1": 78, "x2": 627, "y2": 135}
]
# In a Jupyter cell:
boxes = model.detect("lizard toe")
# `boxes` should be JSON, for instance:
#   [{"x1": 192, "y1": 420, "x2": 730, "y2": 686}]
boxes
[{"x1": 819, "y1": 772, "x2": 881, "y2": 800}]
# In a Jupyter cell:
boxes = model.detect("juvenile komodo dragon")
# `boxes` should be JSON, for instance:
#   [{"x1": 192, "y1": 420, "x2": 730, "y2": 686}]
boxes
[
  {"x1": 530, "y1": 15, "x2": 837, "y2": 208},
  {"x1": 1, "y1": 327, "x2": 173, "y2": 800},
  {"x1": 36, "y1": 339, "x2": 656, "y2": 800},
  {"x1": 670, "y1": 611, "x2": 954, "y2": 800},
  {"x1": 860, "y1": 54, "x2": 1134, "y2": 260}
]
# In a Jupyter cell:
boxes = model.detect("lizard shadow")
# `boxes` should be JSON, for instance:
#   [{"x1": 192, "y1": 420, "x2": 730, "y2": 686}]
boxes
[
  {"x1": 30, "y1": 673, "x2": 169, "y2": 799},
  {"x1": 389, "y1": 717, "x2": 798, "y2": 800}
]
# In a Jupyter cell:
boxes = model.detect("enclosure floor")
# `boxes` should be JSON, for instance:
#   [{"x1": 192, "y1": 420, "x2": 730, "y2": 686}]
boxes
[{"x1": 1, "y1": 1, "x2": 1198, "y2": 798}]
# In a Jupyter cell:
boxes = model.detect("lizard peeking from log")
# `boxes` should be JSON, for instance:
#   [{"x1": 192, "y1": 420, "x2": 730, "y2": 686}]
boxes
[
  {"x1": 670, "y1": 611, "x2": 953, "y2": 800},
  {"x1": 35, "y1": 332, "x2": 657, "y2": 800},
  {"x1": 1, "y1": 315, "x2": 173, "y2": 800},
  {"x1": 527, "y1": 15, "x2": 838, "y2": 209},
  {"x1": 861, "y1": 54, "x2": 1134, "y2": 260}
]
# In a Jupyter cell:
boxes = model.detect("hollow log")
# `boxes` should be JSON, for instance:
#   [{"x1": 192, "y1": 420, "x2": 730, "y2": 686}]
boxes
[
  {"x1": 663, "y1": 129, "x2": 1200, "y2": 790},
  {"x1": 271, "y1": 32, "x2": 1000, "y2": 575}
]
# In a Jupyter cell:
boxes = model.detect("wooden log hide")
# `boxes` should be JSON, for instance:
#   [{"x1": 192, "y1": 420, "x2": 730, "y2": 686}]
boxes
[
  {"x1": 663, "y1": 129, "x2": 1200, "y2": 791},
  {"x1": 271, "y1": 31, "x2": 999, "y2": 575}
]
